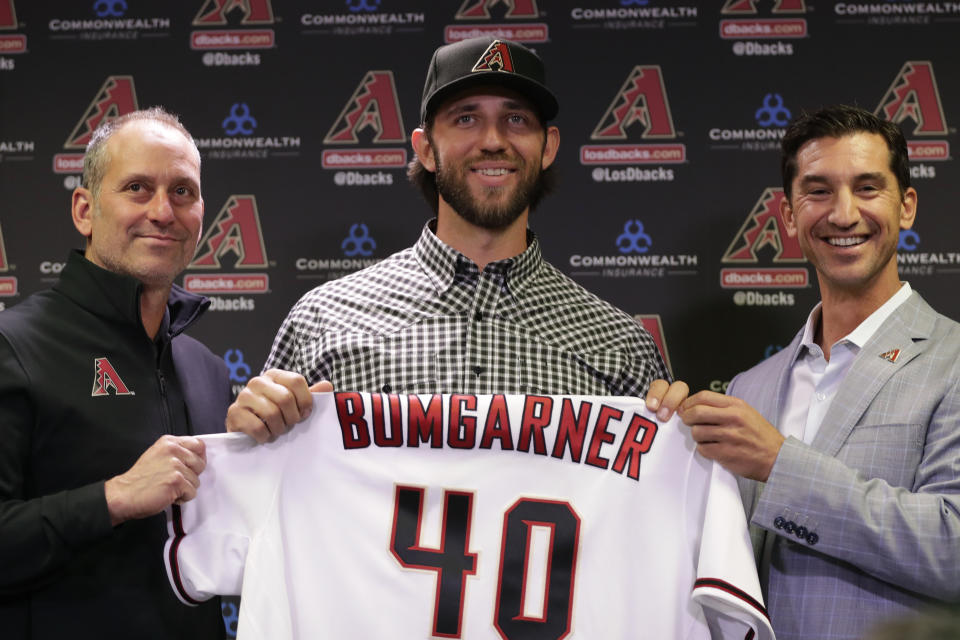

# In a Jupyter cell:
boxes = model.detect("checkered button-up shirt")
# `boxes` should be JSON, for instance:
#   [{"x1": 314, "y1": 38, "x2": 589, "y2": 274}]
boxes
[{"x1": 264, "y1": 222, "x2": 669, "y2": 396}]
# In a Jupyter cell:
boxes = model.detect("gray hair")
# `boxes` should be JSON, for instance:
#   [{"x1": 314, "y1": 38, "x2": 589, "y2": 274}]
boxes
[{"x1": 81, "y1": 106, "x2": 200, "y2": 197}]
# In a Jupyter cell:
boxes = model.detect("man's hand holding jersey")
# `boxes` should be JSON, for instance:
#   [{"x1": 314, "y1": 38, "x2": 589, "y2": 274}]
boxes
[
  {"x1": 227, "y1": 372, "x2": 688, "y2": 444},
  {"x1": 226, "y1": 369, "x2": 332, "y2": 443}
]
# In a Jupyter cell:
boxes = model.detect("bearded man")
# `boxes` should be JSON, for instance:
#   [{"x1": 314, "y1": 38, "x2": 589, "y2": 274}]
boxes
[{"x1": 227, "y1": 37, "x2": 683, "y2": 441}]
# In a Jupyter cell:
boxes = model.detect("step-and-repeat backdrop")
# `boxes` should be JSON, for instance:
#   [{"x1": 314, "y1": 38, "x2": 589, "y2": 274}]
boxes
[{"x1": 1, "y1": 0, "x2": 957, "y2": 398}]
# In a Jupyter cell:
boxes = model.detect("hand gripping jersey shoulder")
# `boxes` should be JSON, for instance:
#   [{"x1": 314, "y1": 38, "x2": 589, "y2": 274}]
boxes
[{"x1": 165, "y1": 393, "x2": 774, "y2": 640}]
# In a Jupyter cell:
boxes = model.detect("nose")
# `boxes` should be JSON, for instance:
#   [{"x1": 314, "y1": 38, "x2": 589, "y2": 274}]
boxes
[
  {"x1": 147, "y1": 191, "x2": 175, "y2": 225},
  {"x1": 479, "y1": 121, "x2": 508, "y2": 153},
  {"x1": 828, "y1": 188, "x2": 861, "y2": 228}
]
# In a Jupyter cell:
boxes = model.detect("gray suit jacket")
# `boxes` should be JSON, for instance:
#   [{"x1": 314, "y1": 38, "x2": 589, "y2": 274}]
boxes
[{"x1": 729, "y1": 291, "x2": 960, "y2": 640}]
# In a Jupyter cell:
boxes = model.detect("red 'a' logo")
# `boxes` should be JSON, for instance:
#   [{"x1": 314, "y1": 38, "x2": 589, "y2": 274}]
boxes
[
  {"x1": 634, "y1": 315, "x2": 672, "y2": 379},
  {"x1": 193, "y1": 0, "x2": 274, "y2": 25},
  {"x1": 591, "y1": 66, "x2": 676, "y2": 140},
  {"x1": 92, "y1": 358, "x2": 135, "y2": 396},
  {"x1": 191, "y1": 195, "x2": 268, "y2": 268},
  {"x1": 456, "y1": 0, "x2": 539, "y2": 19},
  {"x1": 876, "y1": 61, "x2": 948, "y2": 136},
  {"x1": 472, "y1": 40, "x2": 514, "y2": 73},
  {"x1": 0, "y1": 0, "x2": 17, "y2": 29},
  {"x1": 721, "y1": 0, "x2": 805, "y2": 13},
  {"x1": 722, "y1": 188, "x2": 805, "y2": 263},
  {"x1": 0, "y1": 222, "x2": 8, "y2": 271},
  {"x1": 324, "y1": 71, "x2": 407, "y2": 144},
  {"x1": 64, "y1": 76, "x2": 138, "y2": 150}
]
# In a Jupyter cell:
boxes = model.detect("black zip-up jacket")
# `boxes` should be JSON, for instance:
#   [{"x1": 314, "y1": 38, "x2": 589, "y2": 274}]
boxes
[{"x1": 0, "y1": 251, "x2": 229, "y2": 639}]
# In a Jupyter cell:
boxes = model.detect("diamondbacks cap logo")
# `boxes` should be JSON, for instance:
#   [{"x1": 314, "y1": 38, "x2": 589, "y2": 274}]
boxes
[
  {"x1": 876, "y1": 62, "x2": 948, "y2": 136},
  {"x1": 324, "y1": 71, "x2": 406, "y2": 144},
  {"x1": 592, "y1": 66, "x2": 676, "y2": 140},
  {"x1": 879, "y1": 349, "x2": 901, "y2": 364},
  {"x1": 191, "y1": 195, "x2": 268, "y2": 268},
  {"x1": 0, "y1": 0, "x2": 16, "y2": 29},
  {"x1": 64, "y1": 76, "x2": 138, "y2": 149},
  {"x1": 723, "y1": 188, "x2": 804, "y2": 262},
  {"x1": 92, "y1": 358, "x2": 135, "y2": 396},
  {"x1": 722, "y1": 0, "x2": 805, "y2": 13},
  {"x1": 472, "y1": 40, "x2": 514, "y2": 73},
  {"x1": 194, "y1": 0, "x2": 275, "y2": 25},
  {"x1": 456, "y1": 0, "x2": 539, "y2": 19}
]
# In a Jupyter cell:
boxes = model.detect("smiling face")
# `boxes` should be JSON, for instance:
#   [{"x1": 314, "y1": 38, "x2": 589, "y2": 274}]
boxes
[
  {"x1": 781, "y1": 131, "x2": 916, "y2": 302},
  {"x1": 413, "y1": 86, "x2": 559, "y2": 231},
  {"x1": 71, "y1": 120, "x2": 204, "y2": 289}
]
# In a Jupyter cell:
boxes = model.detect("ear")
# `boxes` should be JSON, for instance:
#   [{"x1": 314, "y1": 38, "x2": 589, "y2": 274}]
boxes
[
  {"x1": 411, "y1": 127, "x2": 436, "y2": 173},
  {"x1": 780, "y1": 192, "x2": 798, "y2": 238},
  {"x1": 71, "y1": 187, "x2": 95, "y2": 239},
  {"x1": 541, "y1": 125, "x2": 560, "y2": 170},
  {"x1": 899, "y1": 187, "x2": 917, "y2": 231},
  {"x1": 194, "y1": 198, "x2": 205, "y2": 248}
]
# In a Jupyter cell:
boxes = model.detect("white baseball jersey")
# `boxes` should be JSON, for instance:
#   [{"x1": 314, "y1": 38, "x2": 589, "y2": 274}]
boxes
[{"x1": 165, "y1": 393, "x2": 773, "y2": 640}]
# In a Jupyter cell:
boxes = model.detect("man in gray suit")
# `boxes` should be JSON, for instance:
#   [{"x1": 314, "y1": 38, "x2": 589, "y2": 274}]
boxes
[{"x1": 680, "y1": 104, "x2": 960, "y2": 639}]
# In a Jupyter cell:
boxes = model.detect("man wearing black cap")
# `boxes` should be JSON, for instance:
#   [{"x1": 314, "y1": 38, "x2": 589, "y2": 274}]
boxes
[{"x1": 227, "y1": 37, "x2": 683, "y2": 441}]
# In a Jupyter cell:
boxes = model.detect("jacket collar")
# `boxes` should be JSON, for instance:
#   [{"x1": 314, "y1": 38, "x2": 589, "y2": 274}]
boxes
[{"x1": 53, "y1": 250, "x2": 210, "y2": 339}]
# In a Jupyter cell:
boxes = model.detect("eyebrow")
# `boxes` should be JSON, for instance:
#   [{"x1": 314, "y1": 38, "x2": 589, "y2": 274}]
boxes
[
  {"x1": 115, "y1": 172, "x2": 200, "y2": 191},
  {"x1": 797, "y1": 172, "x2": 887, "y2": 187},
  {"x1": 442, "y1": 98, "x2": 536, "y2": 116}
]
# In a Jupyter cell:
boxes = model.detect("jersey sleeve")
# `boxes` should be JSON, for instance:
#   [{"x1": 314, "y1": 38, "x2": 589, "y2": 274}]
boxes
[
  {"x1": 691, "y1": 461, "x2": 775, "y2": 640},
  {"x1": 164, "y1": 432, "x2": 284, "y2": 605}
]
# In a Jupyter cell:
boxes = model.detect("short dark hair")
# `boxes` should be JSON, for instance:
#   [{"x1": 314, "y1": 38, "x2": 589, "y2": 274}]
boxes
[
  {"x1": 780, "y1": 104, "x2": 910, "y2": 201},
  {"x1": 405, "y1": 118, "x2": 556, "y2": 215}
]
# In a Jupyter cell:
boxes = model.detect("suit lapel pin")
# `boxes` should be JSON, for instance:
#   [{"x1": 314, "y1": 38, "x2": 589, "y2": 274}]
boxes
[{"x1": 878, "y1": 348, "x2": 901, "y2": 363}]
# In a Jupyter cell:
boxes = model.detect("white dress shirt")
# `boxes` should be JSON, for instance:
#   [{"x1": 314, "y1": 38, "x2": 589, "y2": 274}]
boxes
[{"x1": 780, "y1": 283, "x2": 912, "y2": 445}]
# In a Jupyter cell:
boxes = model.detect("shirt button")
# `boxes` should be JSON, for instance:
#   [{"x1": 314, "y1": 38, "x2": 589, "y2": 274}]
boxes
[
  {"x1": 472, "y1": 366, "x2": 483, "y2": 376},
  {"x1": 381, "y1": 384, "x2": 392, "y2": 393},
  {"x1": 774, "y1": 516, "x2": 786, "y2": 529},
  {"x1": 474, "y1": 311, "x2": 483, "y2": 321},
  {"x1": 816, "y1": 392, "x2": 826, "y2": 401},
  {"x1": 806, "y1": 532, "x2": 819, "y2": 546}
]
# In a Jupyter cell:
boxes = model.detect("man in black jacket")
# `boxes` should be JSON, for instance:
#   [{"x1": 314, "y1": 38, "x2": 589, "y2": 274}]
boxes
[{"x1": 0, "y1": 108, "x2": 229, "y2": 639}]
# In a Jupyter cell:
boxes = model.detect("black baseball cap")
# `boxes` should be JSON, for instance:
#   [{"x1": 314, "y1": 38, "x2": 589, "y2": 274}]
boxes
[{"x1": 419, "y1": 37, "x2": 559, "y2": 124}]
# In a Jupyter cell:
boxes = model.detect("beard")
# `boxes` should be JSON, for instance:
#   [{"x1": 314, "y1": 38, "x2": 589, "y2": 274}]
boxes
[{"x1": 434, "y1": 152, "x2": 549, "y2": 231}]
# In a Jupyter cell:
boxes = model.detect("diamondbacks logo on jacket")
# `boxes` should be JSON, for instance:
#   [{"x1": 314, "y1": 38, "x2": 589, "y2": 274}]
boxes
[
  {"x1": 92, "y1": 358, "x2": 135, "y2": 396},
  {"x1": 193, "y1": 0, "x2": 275, "y2": 25},
  {"x1": 876, "y1": 61, "x2": 948, "y2": 136},
  {"x1": 190, "y1": 195, "x2": 268, "y2": 268},
  {"x1": 456, "y1": 0, "x2": 539, "y2": 19},
  {"x1": 721, "y1": 0, "x2": 805, "y2": 13},
  {"x1": 324, "y1": 71, "x2": 406, "y2": 144},
  {"x1": 879, "y1": 349, "x2": 902, "y2": 364},
  {"x1": 64, "y1": 76, "x2": 139, "y2": 149},
  {"x1": 472, "y1": 40, "x2": 514, "y2": 73},
  {"x1": 591, "y1": 66, "x2": 676, "y2": 140}
]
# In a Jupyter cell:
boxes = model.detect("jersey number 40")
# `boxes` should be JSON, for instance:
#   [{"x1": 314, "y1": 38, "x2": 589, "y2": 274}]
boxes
[{"x1": 391, "y1": 486, "x2": 579, "y2": 640}]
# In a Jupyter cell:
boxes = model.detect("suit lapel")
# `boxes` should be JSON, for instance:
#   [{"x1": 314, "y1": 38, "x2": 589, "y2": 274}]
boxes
[
  {"x1": 811, "y1": 292, "x2": 935, "y2": 456},
  {"x1": 760, "y1": 327, "x2": 806, "y2": 426}
]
